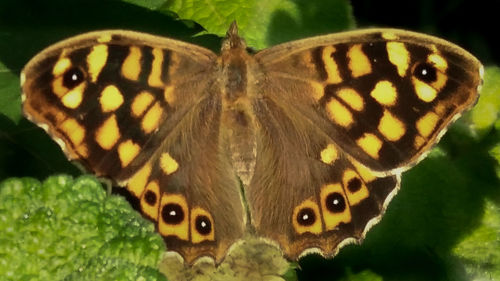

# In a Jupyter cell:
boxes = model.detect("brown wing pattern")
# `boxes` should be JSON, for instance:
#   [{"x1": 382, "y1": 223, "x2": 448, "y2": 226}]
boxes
[
  {"x1": 255, "y1": 29, "x2": 482, "y2": 174},
  {"x1": 246, "y1": 92, "x2": 399, "y2": 259},
  {"x1": 246, "y1": 29, "x2": 481, "y2": 258},
  {"x1": 21, "y1": 30, "x2": 245, "y2": 264},
  {"x1": 21, "y1": 27, "x2": 483, "y2": 264}
]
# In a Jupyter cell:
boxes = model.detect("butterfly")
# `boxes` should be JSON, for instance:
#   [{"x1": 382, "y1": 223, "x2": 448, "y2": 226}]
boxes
[{"x1": 21, "y1": 22, "x2": 482, "y2": 264}]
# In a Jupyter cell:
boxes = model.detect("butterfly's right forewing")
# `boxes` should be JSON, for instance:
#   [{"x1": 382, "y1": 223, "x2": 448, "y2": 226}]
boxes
[{"x1": 255, "y1": 29, "x2": 481, "y2": 174}]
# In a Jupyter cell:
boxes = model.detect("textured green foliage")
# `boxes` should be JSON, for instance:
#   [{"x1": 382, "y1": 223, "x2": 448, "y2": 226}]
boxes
[{"x1": 0, "y1": 176, "x2": 167, "y2": 281}]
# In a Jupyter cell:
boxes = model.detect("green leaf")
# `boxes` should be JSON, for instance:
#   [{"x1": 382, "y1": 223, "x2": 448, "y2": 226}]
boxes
[
  {"x1": 471, "y1": 66, "x2": 500, "y2": 136},
  {"x1": 126, "y1": 0, "x2": 355, "y2": 49},
  {"x1": 0, "y1": 175, "x2": 167, "y2": 281},
  {"x1": 453, "y1": 200, "x2": 500, "y2": 280},
  {"x1": 0, "y1": 61, "x2": 21, "y2": 123}
]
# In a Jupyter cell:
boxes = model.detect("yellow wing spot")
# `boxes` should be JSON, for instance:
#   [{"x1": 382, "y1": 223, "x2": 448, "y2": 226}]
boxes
[
  {"x1": 370, "y1": 80, "x2": 398, "y2": 106},
  {"x1": 337, "y1": 88, "x2": 364, "y2": 111},
  {"x1": 118, "y1": 139, "x2": 140, "y2": 167},
  {"x1": 160, "y1": 152, "x2": 179, "y2": 175},
  {"x1": 412, "y1": 78, "x2": 437, "y2": 102},
  {"x1": 382, "y1": 32, "x2": 398, "y2": 40},
  {"x1": 292, "y1": 198, "x2": 323, "y2": 234},
  {"x1": 416, "y1": 111, "x2": 439, "y2": 138},
  {"x1": 310, "y1": 82, "x2": 325, "y2": 101},
  {"x1": 190, "y1": 207, "x2": 215, "y2": 243},
  {"x1": 326, "y1": 98, "x2": 353, "y2": 127},
  {"x1": 414, "y1": 135, "x2": 426, "y2": 149},
  {"x1": 95, "y1": 114, "x2": 120, "y2": 150},
  {"x1": 434, "y1": 103, "x2": 446, "y2": 115},
  {"x1": 322, "y1": 46, "x2": 342, "y2": 84},
  {"x1": 52, "y1": 58, "x2": 72, "y2": 76},
  {"x1": 127, "y1": 163, "x2": 151, "y2": 197},
  {"x1": 387, "y1": 42, "x2": 410, "y2": 77},
  {"x1": 99, "y1": 85, "x2": 124, "y2": 112},
  {"x1": 342, "y1": 170, "x2": 369, "y2": 206},
  {"x1": 351, "y1": 159, "x2": 376, "y2": 182},
  {"x1": 148, "y1": 48, "x2": 165, "y2": 87},
  {"x1": 86, "y1": 44, "x2": 108, "y2": 82},
  {"x1": 428, "y1": 55, "x2": 448, "y2": 91},
  {"x1": 122, "y1": 46, "x2": 142, "y2": 81},
  {"x1": 320, "y1": 144, "x2": 338, "y2": 165},
  {"x1": 52, "y1": 78, "x2": 67, "y2": 98},
  {"x1": 319, "y1": 184, "x2": 351, "y2": 231},
  {"x1": 60, "y1": 118, "x2": 85, "y2": 146},
  {"x1": 75, "y1": 144, "x2": 89, "y2": 158},
  {"x1": 61, "y1": 83, "x2": 86, "y2": 109},
  {"x1": 428, "y1": 53, "x2": 448, "y2": 70},
  {"x1": 97, "y1": 34, "x2": 112, "y2": 43},
  {"x1": 141, "y1": 102, "x2": 163, "y2": 133},
  {"x1": 347, "y1": 44, "x2": 372, "y2": 77},
  {"x1": 159, "y1": 193, "x2": 189, "y2": 241},
  {"x1": 141, "y1": 181, "x2": 160, "y2": 221},
  {"x1": 378, "y1": 110, "x2": 406, "y2": 141},
  {"x1": 132, "y1": 91, "x2": 154, "y2": 117},
  {"x1": 357, "y1": 133, "x2": 382, "y2": 159},
  {"x1": 164, "y1": 85, "x2": 175, "y2": 105}
]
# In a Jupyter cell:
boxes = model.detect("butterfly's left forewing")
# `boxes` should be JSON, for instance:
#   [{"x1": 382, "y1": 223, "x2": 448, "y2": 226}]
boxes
[{"x1": 21, "y1": 30, "x2": 246, "y2": 264}]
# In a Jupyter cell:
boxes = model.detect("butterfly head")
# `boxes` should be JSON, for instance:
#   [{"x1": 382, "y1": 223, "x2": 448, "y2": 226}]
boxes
[{"x1": 221, "y1": 21, "x2": 247, "y2": 52}]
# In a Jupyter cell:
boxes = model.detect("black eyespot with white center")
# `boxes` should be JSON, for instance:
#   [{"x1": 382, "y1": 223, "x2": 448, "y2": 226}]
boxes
[
  {"x1": 297, "y1": 207, "x2": 316, "y2": 226},
  {"x1": 62, "y1": 67, "x2": 85, "y2": 89},
  {"x1": 325, "y1": 192, "x2": 346, "y2": 213},
  {"x1": 414, "y1": 62, "x2": 437, "y2": 83},
  {"x1": 161, "y1": 203, "x2": 184, "y2": 224},
  {"x1": 195, "y1": 215, "x2": 212, "y2": 235}
]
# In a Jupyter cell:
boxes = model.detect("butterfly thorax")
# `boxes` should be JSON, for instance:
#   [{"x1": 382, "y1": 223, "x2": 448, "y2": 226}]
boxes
[{"x1": 218, "y1": 24, "x2": 259, "y2": 186}]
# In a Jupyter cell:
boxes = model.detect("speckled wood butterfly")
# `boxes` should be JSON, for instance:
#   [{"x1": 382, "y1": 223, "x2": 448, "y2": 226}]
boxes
[{"x1": 21, "y1": 23, "x2": 482, "y2": 264}]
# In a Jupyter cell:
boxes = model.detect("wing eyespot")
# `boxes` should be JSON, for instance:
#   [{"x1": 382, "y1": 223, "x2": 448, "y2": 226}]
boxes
[
  {"x1": 161, "y1": 203, "x2": 185, "y2": 225},
  {"x1": 325, "y1": 192, "x2": 346, "y2": 213},
  {"x1": 62, "y1": 67, "x2": 85, "y2": 89},
  {"x1": 296, "y1": 207, "x2": 317, "y2": 226},
  {"x1": 413, "y1": 62, "x2": 438, "y2": 83},
  {"x1": 194, "y1": 215, "x2": 212, "y2": 235}
]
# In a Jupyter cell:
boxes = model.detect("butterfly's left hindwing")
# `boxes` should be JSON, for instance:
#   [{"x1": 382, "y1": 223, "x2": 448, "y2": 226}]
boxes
[{"x1": 21, "y1": 30, "x2": 246, "y2": 264}]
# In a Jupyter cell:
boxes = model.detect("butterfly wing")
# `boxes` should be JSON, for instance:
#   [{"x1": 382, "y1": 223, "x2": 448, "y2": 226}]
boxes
[
  {"x1": 21, "y1": 30, "x2": 245, "y2": 264},
  {"x1": 247, "y1": 29, "x2": 481, "y2": 259},
  {"x1": 247, "y1": 94, "x2": 400, "y2": 259},
  {"x1": 254, "y1": 28, "x2": 482, "y2": 174}
]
